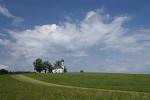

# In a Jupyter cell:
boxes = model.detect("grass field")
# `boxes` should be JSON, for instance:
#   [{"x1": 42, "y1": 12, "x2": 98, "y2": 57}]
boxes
[
  {"x1": 1, "y1": 73, "x2": 150, "y2": 100},
  {"x1": 25, "y1": 73, "x2": 150, "y2": 93}
]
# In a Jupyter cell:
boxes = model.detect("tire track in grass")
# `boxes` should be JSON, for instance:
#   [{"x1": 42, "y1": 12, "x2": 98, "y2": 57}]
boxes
[{"x1": 11, "y1": 74, "x2": 150, "y2": 95}]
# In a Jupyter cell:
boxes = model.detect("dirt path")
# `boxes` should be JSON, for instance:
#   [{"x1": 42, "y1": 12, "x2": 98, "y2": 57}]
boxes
[{"x1": 11, "y1": 74, "x2": 150, "y2": 94}]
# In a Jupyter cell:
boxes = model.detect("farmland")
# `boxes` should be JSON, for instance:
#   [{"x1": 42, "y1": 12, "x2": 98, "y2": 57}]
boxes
[
  {"x1": 1, "y1": 73, "x2": 150, "y2": 100},
  {"x1": 25, "y1": 73, "x2": 150, "y2": 93}
]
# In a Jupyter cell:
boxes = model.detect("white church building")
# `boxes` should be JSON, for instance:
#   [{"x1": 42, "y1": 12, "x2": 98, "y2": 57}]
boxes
[{"x1": 52, "y1": 60, "x2": 65, "y2": 73}]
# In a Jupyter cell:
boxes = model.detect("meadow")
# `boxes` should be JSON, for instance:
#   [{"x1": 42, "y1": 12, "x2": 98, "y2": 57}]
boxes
[
  {"x1": 25, "y1": 73, "x2": 150, "y2": 93},
  {"x1": 0, "y1": 73, "x2": 150, "y2": 100}
]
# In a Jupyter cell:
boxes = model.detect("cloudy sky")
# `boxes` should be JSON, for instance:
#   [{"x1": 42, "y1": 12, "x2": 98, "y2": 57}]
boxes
[{"x1": 0, "y1": 0, "x2": 150, "y2": 73}]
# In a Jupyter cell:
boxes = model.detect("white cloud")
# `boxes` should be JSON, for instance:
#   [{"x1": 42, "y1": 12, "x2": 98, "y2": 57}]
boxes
[
  {"x1": 0, "y1": 2, "x2": 24, "y2": 25},
  {"x1": 0, "y1": 64, "x2": 9, "y2": 69},
  {"x1": 1, "y1": 9, "x2": 150, "y2": 72},
  {"x1": 7, "y1": 10, "x2": 142, "y2": 58},
  {"x1": 0, "y1": 38, "x2": 11, "y2": 46},
  {"x1": 7, "y1": 10, "x2": 129, "y2": 59}
]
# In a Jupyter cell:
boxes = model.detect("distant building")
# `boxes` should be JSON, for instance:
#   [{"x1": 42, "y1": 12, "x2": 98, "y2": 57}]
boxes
[{"x1": 52, "y1": 60, "x2": 65, "y2": 73}]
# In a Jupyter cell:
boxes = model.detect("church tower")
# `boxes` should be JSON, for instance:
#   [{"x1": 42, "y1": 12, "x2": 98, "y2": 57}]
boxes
[{"x1": 61, "y1": 59, "x2": 64, "y2": 69}]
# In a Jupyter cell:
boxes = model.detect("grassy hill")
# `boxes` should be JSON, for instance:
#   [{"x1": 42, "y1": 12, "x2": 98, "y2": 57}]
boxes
[{"x1": 1, "y1": 73, "x2": 150, "y2": 100}]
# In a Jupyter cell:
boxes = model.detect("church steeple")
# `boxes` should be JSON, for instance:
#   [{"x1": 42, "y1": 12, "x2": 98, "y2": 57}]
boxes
[{"x1": 60, "y1": 59, "x2": 64, "y2": 69}]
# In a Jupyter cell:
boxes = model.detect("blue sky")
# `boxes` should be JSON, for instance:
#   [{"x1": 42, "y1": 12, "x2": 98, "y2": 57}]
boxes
[
  {"x1": 0, "y1": 0, "x2": 150, "y2": 73},
  {"x1": 1, "y1": 0, "x2": 150, "y2": 29}
]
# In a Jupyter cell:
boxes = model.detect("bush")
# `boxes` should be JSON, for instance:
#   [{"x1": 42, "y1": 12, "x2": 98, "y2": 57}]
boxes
[
  {"x1": 80, "y1": 70, "x2": 84, "y2": 73},
  {"x1": 64, "y1": 68, "x2": 67, "y2": 73},
  {"x1": 0, "y1": 69, "x2": 8, "y2": 75}
]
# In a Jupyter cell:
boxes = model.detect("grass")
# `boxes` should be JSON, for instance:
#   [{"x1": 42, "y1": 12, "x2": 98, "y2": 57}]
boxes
[
  {"x1": 0, "y1": 73, "x2": 150, "y2": 100},
  {"x1": 25, "y1": 72, "x2": 150, "y2": 93}
]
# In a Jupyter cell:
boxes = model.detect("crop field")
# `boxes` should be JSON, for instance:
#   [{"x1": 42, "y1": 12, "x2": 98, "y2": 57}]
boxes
[
  {"x1": 1, "y1": 73, "x2": 150, "y2": 100},
  {"x1": 25, "y1": 73, "x2": 150, "y2": 93}
]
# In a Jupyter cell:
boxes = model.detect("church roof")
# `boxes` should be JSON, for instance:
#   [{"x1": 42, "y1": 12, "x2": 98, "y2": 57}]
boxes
[{"x1": 53, "y1": 66, "x2": 63, "y2": 69}]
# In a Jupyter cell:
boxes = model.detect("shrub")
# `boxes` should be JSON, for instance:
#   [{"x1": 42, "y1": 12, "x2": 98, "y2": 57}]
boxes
[
  {"x1": 0, "y1": 69, "x2": 8, "y2": 75},
  {"x1": 80, "y1": 70, "x2": 84, "y2": 73}
]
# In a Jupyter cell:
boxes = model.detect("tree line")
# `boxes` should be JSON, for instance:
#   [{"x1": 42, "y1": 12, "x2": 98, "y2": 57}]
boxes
[{"x1": 33, "y1": 58, "x2": 67, "y2": 73}]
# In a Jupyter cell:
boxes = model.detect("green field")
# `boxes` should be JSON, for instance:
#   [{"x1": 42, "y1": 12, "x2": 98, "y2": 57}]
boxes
[
  {"x1": 25, "y1": 73, "x2": 150, "y2": 93},
  {"x1": 1, "y1": 73, "x2": 150, "y2": 100}
]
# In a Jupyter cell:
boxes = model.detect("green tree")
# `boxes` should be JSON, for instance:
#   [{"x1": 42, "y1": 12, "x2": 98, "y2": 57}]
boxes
[
  {"x1": 33, "y1": 58, "x2": 44, "y2": 73},
  {"x1": 64, "y1": 67, "x2": 67, "y2": 73},
  {"x1": 55, "y1": 61, "x2": 61, "y2": 66},
  {"x1": 43, "y1": 61, "x2": 49, "y2": 73},
  {"x1": 47, "y1": 62, "x2": 53, "y2": 73},
  {"x1": 80, "y1": 70, "x2": 84, "y2": 73},
  {"x1": 0, "y1": 69, "x2": 8, "y2": 74}
]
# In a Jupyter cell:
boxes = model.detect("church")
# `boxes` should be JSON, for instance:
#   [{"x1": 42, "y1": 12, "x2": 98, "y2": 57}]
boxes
[{"x1": 52, "y1": 60, "x2": 65, "y2": 73}]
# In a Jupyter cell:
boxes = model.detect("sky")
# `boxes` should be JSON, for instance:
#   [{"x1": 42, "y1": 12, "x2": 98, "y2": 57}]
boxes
[{"x1": 0, "y1": 0, "x2": 150, "y2": 73}]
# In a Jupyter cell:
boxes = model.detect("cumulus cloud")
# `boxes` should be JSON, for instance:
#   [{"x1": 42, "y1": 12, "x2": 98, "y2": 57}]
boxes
[
  {"x1": 7, "y1": 10, "x2": 141, "y2": 58},
  {"x1": 0, "y1": 64, "x2": 9, "y2": 69},
  {"x1": 0, "y1": 1, "x2": 24, "y2": 25},
  {"x1": 0, "y1": 9, "x2": 150, "y2": 72}
]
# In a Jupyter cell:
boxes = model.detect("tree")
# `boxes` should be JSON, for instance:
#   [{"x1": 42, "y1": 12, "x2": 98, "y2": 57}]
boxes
[
  {"x1": 43, "y1": 61, "x2": 53, "y2": 73},
  {"x1": 55, "y1": 61, "x2": 61, "y2": 66},
  {"x1": 0, "y1": 69, "x2": 8, "y2": 74},
  {"x1": 33, "y1": 58, "x2": 44, "y2": 73},
  {"x1": 43, "y1": 61, "x2": 49, "y2": 73},
  {"x1": 64, "y1": 67, "x2": 67, "y2": 73},
  {"x1": 47, "y1": 62, "x2": 53, "y2": 73},
  {"x1": 80, "y1": 70, "x2": 84, "y2": 73}
]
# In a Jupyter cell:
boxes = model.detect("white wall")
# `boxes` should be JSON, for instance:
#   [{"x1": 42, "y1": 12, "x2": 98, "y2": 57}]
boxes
[{"x1": 52, "y1": 68, "x2": 64, "y2": 73}]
